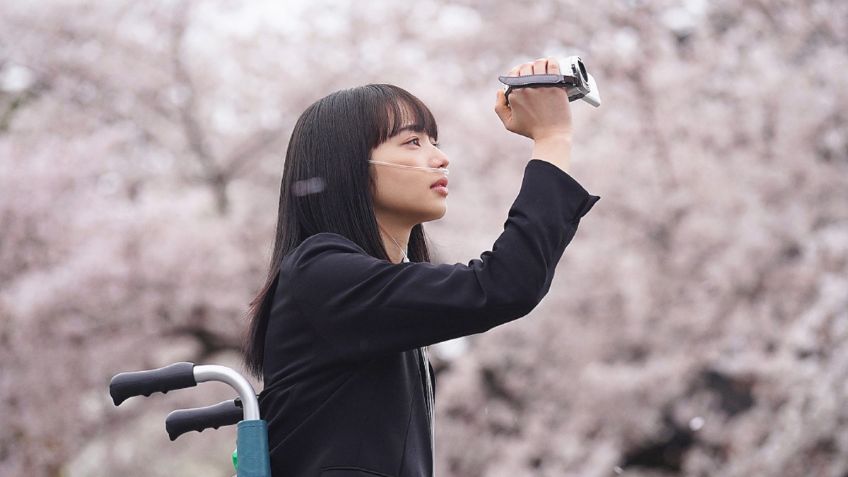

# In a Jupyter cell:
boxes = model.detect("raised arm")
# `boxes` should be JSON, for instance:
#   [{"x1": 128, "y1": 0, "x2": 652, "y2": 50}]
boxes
[{"x1": 283, "y1": 159, "x2": 600, "y2": 362}]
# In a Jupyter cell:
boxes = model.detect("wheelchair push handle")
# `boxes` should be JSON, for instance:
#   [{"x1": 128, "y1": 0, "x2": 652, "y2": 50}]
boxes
[
  {"x1": 108, "y1": 362, "x2": 270, "y2": 476},
  {"x1": 109, "y1": 362, "x2": 261, "y2": 421},
  {"x1": 109, "y1": 361, "x2": 197, "y2": 406},
  {"x1": 166, "y1": 398, "x2": 247, "y2": 441}
]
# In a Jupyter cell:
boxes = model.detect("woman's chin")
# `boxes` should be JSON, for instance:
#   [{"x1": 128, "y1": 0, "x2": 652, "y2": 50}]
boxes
[
  {"x1": 409, "y1": 204, "x2": 446, "y2": 224},
  {"x1": 424, "y1": 204, "x2": 447, "y2": 222}
]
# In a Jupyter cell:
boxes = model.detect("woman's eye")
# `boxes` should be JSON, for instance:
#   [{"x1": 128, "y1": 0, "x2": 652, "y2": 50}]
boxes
[{"x1": 407, "y1": 137, "x2": 440, "y2": 148}]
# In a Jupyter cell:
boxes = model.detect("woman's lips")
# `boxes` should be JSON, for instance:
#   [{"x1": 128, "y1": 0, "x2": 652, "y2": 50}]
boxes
[
  {"x1": 431, "y1": 177, "x2": 448, "y2": 188},
  {"x1": 431, "y1": 185, "x2": 449, "y2": 195}
]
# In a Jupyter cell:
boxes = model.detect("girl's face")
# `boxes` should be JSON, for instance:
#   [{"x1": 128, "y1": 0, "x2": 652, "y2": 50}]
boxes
[{"x1": 369, "y1": 123, "x2": 450, "y2": 226}]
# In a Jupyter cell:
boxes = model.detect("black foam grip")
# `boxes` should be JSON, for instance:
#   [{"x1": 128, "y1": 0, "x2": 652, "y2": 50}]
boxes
[
  {"x1": 109, "y1": 361, "x2": 197, "y2": 406},
  {"x1": 165, "y1": 399, "x2": 244, "y2": 441}
]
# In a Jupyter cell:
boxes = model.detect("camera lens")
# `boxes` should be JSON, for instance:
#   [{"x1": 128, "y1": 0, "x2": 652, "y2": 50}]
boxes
[{"x1": 577, "y1": 59, "x2": 588, "y2": 82}]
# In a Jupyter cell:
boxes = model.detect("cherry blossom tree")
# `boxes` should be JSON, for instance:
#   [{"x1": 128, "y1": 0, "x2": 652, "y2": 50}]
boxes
[{"x1": 1, "y1": 0, "x2": 846, "y2": 475}]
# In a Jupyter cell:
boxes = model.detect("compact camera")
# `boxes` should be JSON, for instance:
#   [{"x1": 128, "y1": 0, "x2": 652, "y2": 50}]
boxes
[{"x1": 498, "y1": 56, "x2": 601, "y2": 108}]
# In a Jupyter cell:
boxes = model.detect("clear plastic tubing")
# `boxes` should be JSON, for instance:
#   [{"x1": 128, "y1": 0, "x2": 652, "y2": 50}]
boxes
[{"x1": 368, "y1": 160, "x2": 449, "y2": 176}]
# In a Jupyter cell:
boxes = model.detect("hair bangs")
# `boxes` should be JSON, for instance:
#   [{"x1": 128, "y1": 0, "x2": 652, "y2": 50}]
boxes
[{"x1": 370, "y1": 86, "x2": 439, "y2": 147}]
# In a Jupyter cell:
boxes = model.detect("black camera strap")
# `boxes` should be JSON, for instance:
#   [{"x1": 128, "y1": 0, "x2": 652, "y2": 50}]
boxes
[{"x1": 497, "y1": 73, "x2": 586, "y2": 105}]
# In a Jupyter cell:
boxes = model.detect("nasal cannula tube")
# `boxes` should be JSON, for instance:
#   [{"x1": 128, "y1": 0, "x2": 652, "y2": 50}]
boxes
[{"x1": 368, "y1": 160, "x2": 449, "y2": 175}]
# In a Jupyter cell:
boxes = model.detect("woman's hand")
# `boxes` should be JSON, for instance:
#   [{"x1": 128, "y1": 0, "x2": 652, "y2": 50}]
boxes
[{"x1": 494, "y1": 57, "x2": 574, "y2": 142}]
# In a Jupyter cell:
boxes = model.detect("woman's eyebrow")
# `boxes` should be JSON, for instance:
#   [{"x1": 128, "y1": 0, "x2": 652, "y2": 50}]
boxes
[
  {"x1": 392, "y1": 123, "x2": 438, "y2": 142},
  {"x1": 396, "y1": 123, "x2": 426, "y2": 134}
]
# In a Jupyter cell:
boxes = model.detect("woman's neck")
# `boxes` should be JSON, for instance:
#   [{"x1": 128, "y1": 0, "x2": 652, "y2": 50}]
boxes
[{"x1": 377, "y1": 220, "x2": 412, "y2": 264}]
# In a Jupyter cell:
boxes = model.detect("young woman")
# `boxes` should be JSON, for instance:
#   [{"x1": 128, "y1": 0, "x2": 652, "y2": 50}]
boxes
[{"x1": 243, "y1": 57, "x2": 600, "y2": 476}]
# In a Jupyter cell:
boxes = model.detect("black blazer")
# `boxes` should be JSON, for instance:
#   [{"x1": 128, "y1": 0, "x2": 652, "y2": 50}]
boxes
[{"x1": 259, "y1": 159, "x2": 600, "y2": 476}]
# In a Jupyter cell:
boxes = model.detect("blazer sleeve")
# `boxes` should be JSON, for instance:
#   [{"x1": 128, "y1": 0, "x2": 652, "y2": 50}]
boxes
[{"x1": 283, "y1": 159, "x2": 601, "y2": 362}]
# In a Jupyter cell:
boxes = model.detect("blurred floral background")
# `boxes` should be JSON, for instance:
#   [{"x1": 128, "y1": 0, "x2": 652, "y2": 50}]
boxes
[{"x1": 1, "y1": 0, "x2": 847, "y2": 475}]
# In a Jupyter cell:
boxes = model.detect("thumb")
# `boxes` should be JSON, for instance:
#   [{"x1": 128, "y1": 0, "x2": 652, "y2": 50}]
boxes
[{"x1": 494, "y1": 88, "x2": 510, "y2": 123}]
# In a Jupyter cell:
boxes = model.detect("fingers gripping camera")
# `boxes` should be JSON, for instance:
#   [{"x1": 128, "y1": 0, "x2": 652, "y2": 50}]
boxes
[{"x1": 498, "y1": 56, "x2": 601, "y2": 108}]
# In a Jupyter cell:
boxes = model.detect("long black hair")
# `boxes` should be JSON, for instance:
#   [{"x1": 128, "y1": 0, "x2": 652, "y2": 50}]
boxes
[{"x1": 243, "y1": 84, "x2": 440, "y2": 379}]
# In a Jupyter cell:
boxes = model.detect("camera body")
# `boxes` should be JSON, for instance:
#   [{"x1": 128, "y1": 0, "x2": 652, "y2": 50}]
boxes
[{"x1": 498, "y1": 56, "x2": 601, "y2": 108}]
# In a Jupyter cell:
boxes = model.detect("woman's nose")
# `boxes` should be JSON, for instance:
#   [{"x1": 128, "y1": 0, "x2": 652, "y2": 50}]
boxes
[{"x1": 431, "y1": 146, "x2": 449, "y2": 168}]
